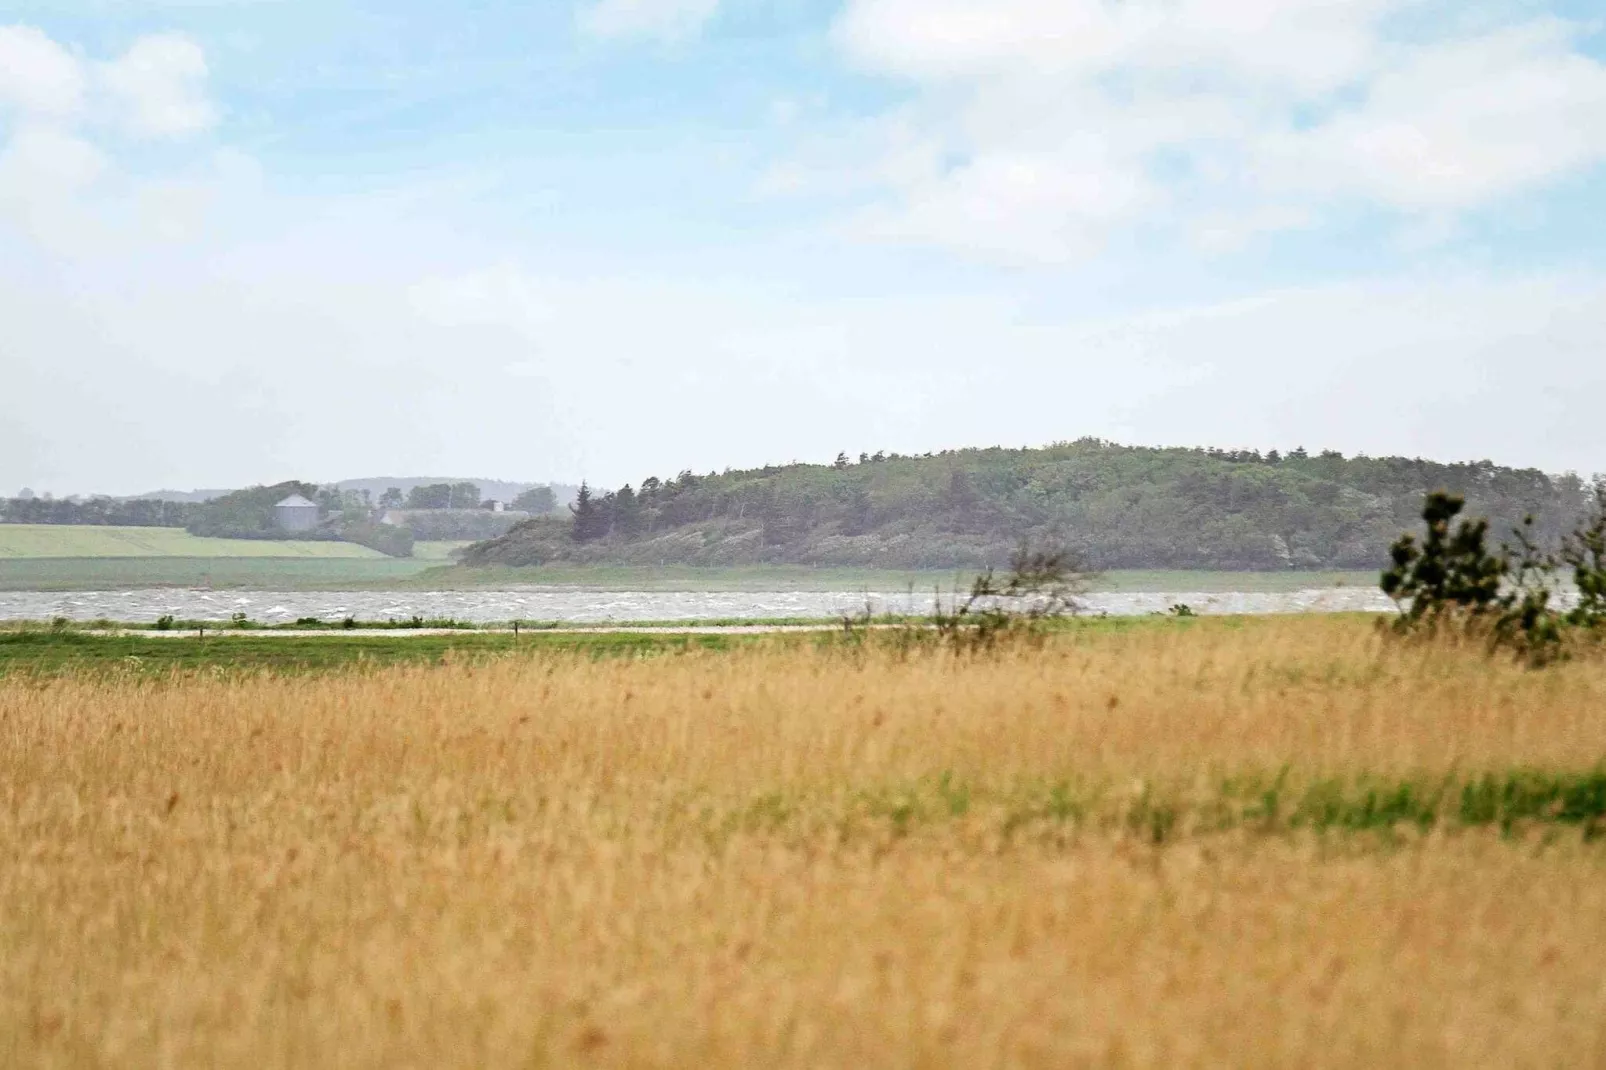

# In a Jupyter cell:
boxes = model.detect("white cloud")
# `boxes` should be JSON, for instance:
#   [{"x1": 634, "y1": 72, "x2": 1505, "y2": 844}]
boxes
[
  {"x1": 1258, "y1": 20, "x2": 1606, "y2": 212},
  {"x1": 0, "y1": 124, "x2": 108, "y2": 250},
  {"x1": 858, "y1": 144, "x2": 1159, "y2": 263},
  {"x1": 99, "y1": 33, "x2": 217, "y2": 138},
  {"x1": 409, "y1": 266, "x2": 555, "y2": 337},
  {"x1": 0, "y1": 25, "x2": 85, "y2": 117},
  {"x1": 0, "y1": 28, "x2": 229, "y2": 255},
  {"x1": 577, "y1": 0, "x2": 720, "y2": 41},
  {"x1": 1189, "y1": 204, "x2": 1313, "y2": 253},
  {"x1": 836, "y1": 0, "x2": 1388, "y2": 93},
  {"x1": 2, "y1": 15, "x2": 1603, "y2": 497},
  {"x1": 794, "y1": 0, "x2": 1606, "y2": 262},
  {"x1": 1057, "y1": 274, "x2": 1606, "y2": 470},
  {"x1": 0, "y1": 124, "x2": 104, "y2": 193},
  {"x1": 5, "y1": 252, "x2": 1604, "y2": 492}
]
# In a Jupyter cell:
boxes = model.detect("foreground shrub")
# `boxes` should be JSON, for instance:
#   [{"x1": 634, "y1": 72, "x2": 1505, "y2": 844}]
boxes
[
  {"x1": 1380, "y1": 491, "x2": 1504, "y2": 627},
  {"x1": 1383, "y1": 484, "x2": 1606, "y2": 665},
  {"x1": 843, "y1": 542, "x2": 1091, "y2": 654},
  {"x1": 1564, "y1": 478, "x2": 1606, "y2": 629}
]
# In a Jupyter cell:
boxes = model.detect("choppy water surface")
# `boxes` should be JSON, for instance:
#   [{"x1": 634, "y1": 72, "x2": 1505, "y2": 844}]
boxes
[{"x1": 0, "y1": 587, "x2": 1395, "y2": 624}]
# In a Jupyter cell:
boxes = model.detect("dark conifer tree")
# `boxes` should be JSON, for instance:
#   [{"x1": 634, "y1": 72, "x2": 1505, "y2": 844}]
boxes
[{"x1": 570, "y1": 482, "x2": 608, "y2": 542}]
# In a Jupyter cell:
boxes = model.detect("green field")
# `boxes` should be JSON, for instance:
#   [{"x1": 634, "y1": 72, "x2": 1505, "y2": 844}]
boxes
[
  {"x1": 0, "y1": 525, "x2": 391, "y2": 559},
  {"x1": 0, "y1": 628, "x2": 748, "y2": 675},
  {"x1": 411, "y1": 540, "x2": 471, "y2": 561},
  {"x1": 0, "y1": 557, "x2": 446, "y2": 591},
  {"x1": 0, "y1": 615, "x2": 1192, "y2": 675},
  {"x1": 0, "y1": 526, "x2": 471, "y2": 590}
]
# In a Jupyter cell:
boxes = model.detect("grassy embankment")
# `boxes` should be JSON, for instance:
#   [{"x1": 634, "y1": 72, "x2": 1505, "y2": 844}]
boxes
[{"x1": 4, "y1": 616, "x2": 1606, "y2": 1066}]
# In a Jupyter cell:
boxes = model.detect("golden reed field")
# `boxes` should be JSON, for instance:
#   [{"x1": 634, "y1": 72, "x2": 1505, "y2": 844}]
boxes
[{"x1": 5, "y1": 617, "x2": 1606, "y2": 1067}]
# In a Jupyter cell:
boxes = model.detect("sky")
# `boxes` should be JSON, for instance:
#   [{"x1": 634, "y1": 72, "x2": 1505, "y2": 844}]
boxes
[{"x1": 1, "y1": 0, "x2": 1604, "y2": 496}]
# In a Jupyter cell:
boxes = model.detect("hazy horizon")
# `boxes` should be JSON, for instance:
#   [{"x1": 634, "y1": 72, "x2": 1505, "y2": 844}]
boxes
[{"x1": 3, "y1": 2, "x2": 1604, "y2": 496}]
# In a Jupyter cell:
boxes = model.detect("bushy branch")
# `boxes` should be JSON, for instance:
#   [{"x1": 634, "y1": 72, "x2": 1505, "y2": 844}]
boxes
[
  {"x1": 1382, "y1": 487, "x2": 1606, "y2": 666},
  {"x1": 837, "y1": 543, "x2": 1092, "y2": 655},
  {"x1": 1380, "y1": 492, "x2": 1503, "y2": 628},
  {"x1": 1562, "y1": 478, "x2": 1606, "y2": 629}
]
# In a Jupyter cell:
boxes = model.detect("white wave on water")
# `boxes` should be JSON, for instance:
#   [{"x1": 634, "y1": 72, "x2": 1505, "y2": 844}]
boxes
[{"x1": 0, "y1": 587, "x2": 1396, "y2": 624}]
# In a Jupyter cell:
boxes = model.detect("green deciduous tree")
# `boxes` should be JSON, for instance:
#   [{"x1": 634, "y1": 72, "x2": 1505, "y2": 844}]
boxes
[
  {"x1": 407, "y1": 484, "x2": 452, "y2": 510},
  {"x1": 511, "y1": 486, "x2": 557, "y2": 515}
]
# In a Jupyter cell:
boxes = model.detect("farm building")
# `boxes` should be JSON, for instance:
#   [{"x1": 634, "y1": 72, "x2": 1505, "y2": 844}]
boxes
[{"x1": 273, "y1": 494, "x2": 321, "y2": 532}]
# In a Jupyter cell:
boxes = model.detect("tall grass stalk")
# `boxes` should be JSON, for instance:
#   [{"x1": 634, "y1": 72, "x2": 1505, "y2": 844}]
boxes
[{"x1": 4, "y1": 617, "x2": 1606, "y2": 1066}]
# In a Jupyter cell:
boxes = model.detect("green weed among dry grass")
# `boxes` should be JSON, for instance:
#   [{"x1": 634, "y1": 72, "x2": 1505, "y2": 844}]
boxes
[{"x1": 3, "y1": 617, "x2": 1606, "y2": 1067}]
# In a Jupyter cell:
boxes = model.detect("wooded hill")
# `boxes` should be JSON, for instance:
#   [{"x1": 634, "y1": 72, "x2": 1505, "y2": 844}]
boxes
[{"x1": 460, "y1": 440, "x2": 1596, "y2": 572}]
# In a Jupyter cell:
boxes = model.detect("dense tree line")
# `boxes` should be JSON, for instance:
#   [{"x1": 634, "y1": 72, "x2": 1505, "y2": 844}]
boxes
[
  {"x1": 376, "y1": 482, "x2": 554, "y2": 513},
  {"x1": 395, "y1": 482, "x2": 483, "y2": 510},
  {"x1": 463, "y1": 439, "x2": 1596, "y2": 571},
  {"x1": 186, "y1": 482, "x2": 324, "y2": 538},
  {"x1": 511, "y1": 486, "x2": 558, "y2": 515},
  {"x1": 0, "y1": 496, "x2": 201, "y2": 527},
  {"x1": 183, "y1": 481, "x2": 415, "y2": 556}
]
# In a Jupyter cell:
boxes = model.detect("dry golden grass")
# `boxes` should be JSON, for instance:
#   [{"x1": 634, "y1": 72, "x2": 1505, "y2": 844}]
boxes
[{"x1": 4, "y1": 617, "x2": 1606, "y2": 1067}]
